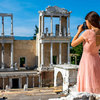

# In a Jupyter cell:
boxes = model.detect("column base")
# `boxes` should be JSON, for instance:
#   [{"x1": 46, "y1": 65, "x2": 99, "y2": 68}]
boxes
[
  {"x1": 59, "y1": 63, "x2": 62, "y2": 65},
  {"x1": 59, "y1": 33, "x2": 62, "y2": 36},
  {"x1": 1, "y1": 64, "x2": 4, "y2": 69},
  {"x1": 64, "y1": 33, "x2": 67, "y2": 37},
  {"x1": 50, "y1": 33, "x2": 53, "y2": 36},
  {"x1": 50, "y1": 64, "x2": 53, "y2": 67},
  {"x1": 10, "y1": 65, "x2": 14, "y2": 69},
  {"x1": 37, "y1": 67, "x2": 42, "y2": 72},
  {"x1": 67, "y1": 61, "x2": 70, "y2": 64}
]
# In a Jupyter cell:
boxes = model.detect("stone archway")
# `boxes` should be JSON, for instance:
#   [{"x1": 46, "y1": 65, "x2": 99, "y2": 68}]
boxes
[
  {"x1": 56, "y1": 71, "x2": 63, "y2": 86},
  {"x1": 54, "y1": 65, "x2": 78, "y2": 91}
]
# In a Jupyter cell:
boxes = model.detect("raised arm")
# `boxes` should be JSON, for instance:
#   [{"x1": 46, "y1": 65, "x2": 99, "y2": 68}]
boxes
[{"x1": 71, "y1": 25, "x2": 84, "y2": 47}]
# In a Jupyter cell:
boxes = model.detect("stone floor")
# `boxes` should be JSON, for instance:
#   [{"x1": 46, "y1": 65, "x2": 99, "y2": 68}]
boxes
[
  {"x1": 49, "y1": 85, "x2": 100, "y2": 100},
  {"x1": 1, "y1": 86, "x2": 100, "y2": 100},
  {"x1": 0, "y1": 87, "x2": 61, "y2": 100}
]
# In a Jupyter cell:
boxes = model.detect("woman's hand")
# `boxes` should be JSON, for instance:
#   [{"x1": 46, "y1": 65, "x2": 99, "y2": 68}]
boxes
[
  {"x1": 78, "y1": 24, "x2": 84, "y2": 33},
  {"x1": 71, "y1": 24, "x2": 84, "y2": 47}
]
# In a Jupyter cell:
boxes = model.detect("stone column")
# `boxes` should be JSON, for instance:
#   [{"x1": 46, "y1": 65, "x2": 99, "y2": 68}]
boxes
[
  {"x1": 41, "y1": 43, "x2": 44, "y2": 67},
  {"x1": 66, "y1": 17, "x2": 68, "y2": 36},
  {"x1": 1, "y1": 43, "x2": 4, "y2": 69},
  {"x1": 59, "y1": 43, "x2": 62, "y2": 64},
  {"x1": 3, "y1": 77, "x2": 4, "y2": 90},
  {"x1": 67, "y1": 42, "x2": 70, "y2": 64},
  {"x1": 11, "y1": 15, "x2": 13, "y2": 36},
  {"x1": 19, "y1": 77, "x2": 22, "y2": 88},
  {"x1": 50, "y1": 43, "x2": 53, "y2": 65},
  {"x1": 41, "y1": 16, "x2": 44, "y2": 37},
  {"x1": 9, "y1": 78, "x2": 12, "y2": 89},
  {"x1": 33, "y1": 76, "x2": 34, "y2": 88},
  {"x1": 11, "y1": 43, "x2": 13, "y2": 69},
  {"x1": 68, "y1": 16, "x2": 70, "y2": 36},
  {"x1": 51, "y1": 16, "x2": 53, "y2": 36},
  {"x1": 26, "y1": 76, "x2": 28, "y2": 88},
  {"x1": 2, "y1": 17, "x2": 4, "y2": 36},
  {"x1": 39, "y1": 15, "x2": 41, "y2": 35},
  {"x1": 59, "y1": 16, "x2": 62, "y2": 36},
  {"x1": 39, "y1": 74, "x2": 42, "y2": 87},
  {"x1": 64, "y1": 26, "x2": 66, "y2": 36}
]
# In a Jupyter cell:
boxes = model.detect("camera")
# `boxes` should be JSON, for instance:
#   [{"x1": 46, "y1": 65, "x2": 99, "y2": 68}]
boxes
[{"x1": 77, "y1": 22, "x2": 88, "y2": 30}]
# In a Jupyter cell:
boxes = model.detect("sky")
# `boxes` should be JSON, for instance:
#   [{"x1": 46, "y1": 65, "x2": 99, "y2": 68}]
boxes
[{"x1": 0, "y1": 0, "x2": 100, "y2": 37}]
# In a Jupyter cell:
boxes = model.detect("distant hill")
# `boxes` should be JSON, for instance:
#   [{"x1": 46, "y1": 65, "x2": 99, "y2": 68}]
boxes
[
  {"x1": 13, "y1": 36, "x2": 73, "y2": 41},
  {"x1": 14, "y1": 36, "x2": 34, "y2": 40}
]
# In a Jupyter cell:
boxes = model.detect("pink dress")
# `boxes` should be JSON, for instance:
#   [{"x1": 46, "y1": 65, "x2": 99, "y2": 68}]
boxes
[{"x1": 77, "y1": 29, "x2": 100, "y2": 94}]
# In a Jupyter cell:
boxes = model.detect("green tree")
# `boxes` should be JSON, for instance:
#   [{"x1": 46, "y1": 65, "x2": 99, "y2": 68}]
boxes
[
  {"x1": 70, "y1": 43, "x2": 83, "y2": 65},
  {"x1": 33, "y1": 25, "x2": 39, "y2": 40}
]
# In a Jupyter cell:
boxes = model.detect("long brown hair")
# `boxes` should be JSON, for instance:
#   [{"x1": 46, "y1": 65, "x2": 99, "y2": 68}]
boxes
[{"x1": 85, "y1": 11, "x2": 100, "y2": 29}]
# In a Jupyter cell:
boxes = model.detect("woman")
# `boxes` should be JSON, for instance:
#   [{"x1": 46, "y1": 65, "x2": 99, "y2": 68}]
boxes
[{"x1": 71, "y1": 11, "x2": 100, "y2": 94}]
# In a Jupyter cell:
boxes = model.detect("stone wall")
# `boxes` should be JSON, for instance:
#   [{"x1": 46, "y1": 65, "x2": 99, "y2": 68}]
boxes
[
  {"x1": 0, "y1": 44, "x2": 11, "y2": 68},
  {"x1": 42, "y1": 71, "x2": 54, "y2": 87},
  {"x1": 13, "y1": 40, "x2": 37, "y2": 69},
  {"x1": 43, "y1": 43, "x2": 68, "y2": 66}
]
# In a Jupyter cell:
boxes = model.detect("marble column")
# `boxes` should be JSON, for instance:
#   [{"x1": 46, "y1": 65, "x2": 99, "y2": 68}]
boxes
[
  {"x1": 68, "y1": 16, "x2": 70, "y2": 36},
  {"x1": 9, "y1": 78, "x2": 12, "y2": 89},
  {"x1": 41, "y1": 43, "x2": 44, "y2": 66},
  {"x1": 11, "y1": 15, "x2": 13, "y2": 36},
  {"x1": 51, "y1": 16, "x2": 53, "y2": 36},
  {"x1": 59, "y1": 16, "x2": 62, "y2": 36},
  {"x1": 65, "y1": 17, "x2": 67, "y2": 36},
  {"x1": 39, "y1": 74, "x2": 42, "y2": 87},
  {"x1": 59, "y1": 43, "x2": 62, "y2": 64},
  {"x1": 67, "y1": 42, "x2": 70, "y2": 64},
  {"x1": 11, "y1": 43, "x2": 13, "y2": 69},
  {"x1": 50, "y1": 43, "x2": 53, "y2": 65},
  {"x1": 41, "y1": 16, "x2": 44, "y2": 37},
  {"x1": 39, "y1": 15, "x2": 41, "y2": 36},
  {"x1": 3, "y1": 77, "x2": 4, "y2": 90},
  {"x1": 26, "y1": 76, "x2": 28, "y2": 88},
  {"x1": 1, "y1": 43, "x2": 4, "y2": 69},
  {"x1": 33, "y1": 76, "x2": 34, "y2": 88},
  {"x1": 19, "y1": 77, "x2": 22, "y2": 88},
  {"x1": 2, "y1": 17, "x2": 4, "y2": 36}
]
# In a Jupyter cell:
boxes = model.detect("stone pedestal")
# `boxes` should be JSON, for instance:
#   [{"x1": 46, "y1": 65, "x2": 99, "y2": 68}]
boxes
[
  {"x1": 54, "y1": 64, "x2": 79, "y2": 91},
  {"x1": 24, "y1": 84, "x2": 28, "y2": 91}
]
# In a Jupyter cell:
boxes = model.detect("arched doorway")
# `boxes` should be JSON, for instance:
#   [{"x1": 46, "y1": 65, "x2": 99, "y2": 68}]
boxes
[{"x1": 56, "y1": 71, "x2": 63, "y2": 90}]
